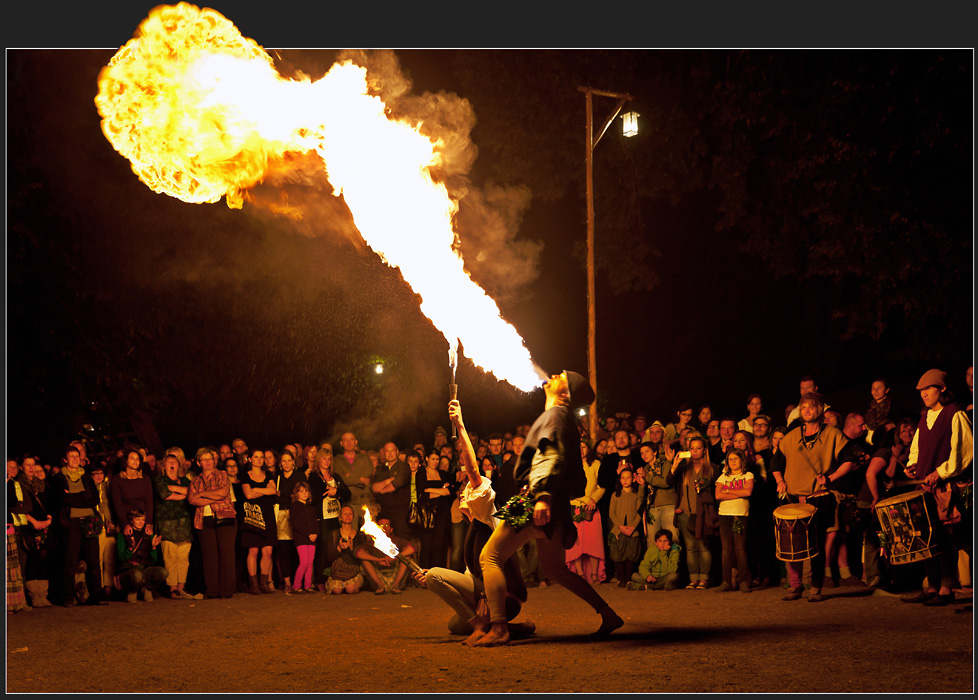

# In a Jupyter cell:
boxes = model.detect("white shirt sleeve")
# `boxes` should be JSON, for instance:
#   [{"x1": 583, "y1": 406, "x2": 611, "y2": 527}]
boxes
[
  {"x1": 937, "y1": 411, "x2": 974, "y2": 480},
  {"x1": 459, "y1": 476, "x2": 497, "y2": 528}
]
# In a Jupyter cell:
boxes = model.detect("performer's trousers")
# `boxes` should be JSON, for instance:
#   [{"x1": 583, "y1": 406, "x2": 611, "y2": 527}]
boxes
[{"x1": 480, "y1": 520, "x2": 608, "y2": 625}]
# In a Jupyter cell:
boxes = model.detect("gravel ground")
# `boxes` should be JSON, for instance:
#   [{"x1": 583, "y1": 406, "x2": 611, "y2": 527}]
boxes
[{"x1": 6, "y1": 582, "x2": 973, "y2": 694}]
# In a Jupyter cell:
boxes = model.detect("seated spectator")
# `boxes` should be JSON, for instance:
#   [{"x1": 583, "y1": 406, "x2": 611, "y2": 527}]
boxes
[
  {"x1": 116, "y1": 508, "x2": 167, "y2": 602},
  {"x1": 355, "y1": 516, "x2": 416, "y2": 594},
  {"x1": 630, "y1": 529, "x2": 681, "y2": 590},
  {"x1": 325, "y1": 505, "x2": 365, "y2": 594}
]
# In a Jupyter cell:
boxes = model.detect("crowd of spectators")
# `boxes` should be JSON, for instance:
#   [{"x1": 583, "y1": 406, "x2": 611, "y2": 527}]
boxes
[{"x1": 7, "y1": 367, "x2": 973, "y2": 613}]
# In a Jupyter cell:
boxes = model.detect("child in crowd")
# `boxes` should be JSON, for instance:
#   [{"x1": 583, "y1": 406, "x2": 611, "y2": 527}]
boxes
[
  {"x1": 609, "y1": 468, "x2": 645, "y2": 587},
  {"x1": 289, "y1": 482, "x2": 317, "y2": 594},
  {"x1": 630, "y1": 529, "x2": 681, "y2": 590},
  {"x1": 714, "y1": 448, "x2": 754, "y2": 593},
  {"x1": 116, "y1": 508, "x2": 166, "y2": 603}
]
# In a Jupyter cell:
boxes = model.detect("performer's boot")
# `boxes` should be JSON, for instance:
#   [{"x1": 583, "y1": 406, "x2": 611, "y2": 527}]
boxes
[
  {"x1": 260, "y1": 573, "x2": 275, "y2": 593},
  {"x1": 248, "y1": 575, "x2": 262, "y2": 595}
]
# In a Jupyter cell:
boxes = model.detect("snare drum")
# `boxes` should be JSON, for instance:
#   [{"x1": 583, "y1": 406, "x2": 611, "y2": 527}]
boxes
[
  {"x1": 874, "y1": 490, "x2": 940, "y2": 565},
  {"x1": 773, "y1": 503, "x2": 818, "y2": 562}
]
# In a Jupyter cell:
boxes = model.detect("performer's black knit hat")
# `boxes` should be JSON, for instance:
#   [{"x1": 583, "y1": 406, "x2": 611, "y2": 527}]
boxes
[{"x1": 563, "y1": 370, "x2": 595, "y2": 410}]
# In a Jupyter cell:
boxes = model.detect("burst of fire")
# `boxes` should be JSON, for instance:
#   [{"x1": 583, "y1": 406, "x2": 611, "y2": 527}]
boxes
[
  {"x1": 95, "y1": 2, "x2": 545, "y2": 392},
  {"x1": 359, "y1": 507, "x2": 398, "y2": 558}
]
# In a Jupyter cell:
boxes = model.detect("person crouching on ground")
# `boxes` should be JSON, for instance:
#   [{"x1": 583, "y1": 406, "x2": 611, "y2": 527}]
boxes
[
  {"x1": 117, "y1": 508, "x2": 167, "y2": 602},
  {"x1": 630, "y1": 529, "x2": 681, "y2": 590}
]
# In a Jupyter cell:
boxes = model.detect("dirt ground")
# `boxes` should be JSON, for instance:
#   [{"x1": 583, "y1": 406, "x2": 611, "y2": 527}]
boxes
[{"x1": 6, "y1": 582, "x2": 973, "y2": 694}]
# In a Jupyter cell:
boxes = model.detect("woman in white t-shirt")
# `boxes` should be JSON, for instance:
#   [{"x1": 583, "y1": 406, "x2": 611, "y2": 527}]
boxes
[{"x1": 714, "y1": 448, "x2": 754, "y2": 593}]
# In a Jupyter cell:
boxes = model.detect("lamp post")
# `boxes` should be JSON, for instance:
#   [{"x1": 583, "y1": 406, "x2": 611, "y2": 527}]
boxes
[{"x1": 578, "y1": 86, "x2": 634, "y2": 443}]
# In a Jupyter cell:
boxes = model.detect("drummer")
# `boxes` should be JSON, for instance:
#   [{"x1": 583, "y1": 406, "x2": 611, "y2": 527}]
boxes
[
  {"x1": 900, "y1": 369, "x2": 973, "y2": 607},
  {"x1": 770, "y1": 392, "x2": 848, "y2": 603}
]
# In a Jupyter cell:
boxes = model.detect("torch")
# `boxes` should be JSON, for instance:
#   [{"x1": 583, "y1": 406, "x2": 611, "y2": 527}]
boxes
[
  {"x1": 449, "y1": 341, "x2": 458, "y2": 441},
  {"x1": 360, "y1": 508, "x2": 424, "y2": 575}
]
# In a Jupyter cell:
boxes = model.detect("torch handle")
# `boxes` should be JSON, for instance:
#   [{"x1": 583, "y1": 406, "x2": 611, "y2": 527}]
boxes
[
  {"x1": 396, "y1": 554, "x2": 424, "y2": 576},
  {"x1": 449, "y1": 383, "x2": 458, "y2": 440}
]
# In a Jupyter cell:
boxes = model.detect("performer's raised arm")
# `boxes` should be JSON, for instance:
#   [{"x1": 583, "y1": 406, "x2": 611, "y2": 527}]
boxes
[{"x1": 449, "y1": 399, "x2": 481, "y2": 489}]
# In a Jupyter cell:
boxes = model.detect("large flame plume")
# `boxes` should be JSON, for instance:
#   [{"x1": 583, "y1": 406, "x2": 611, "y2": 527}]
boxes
[{"x1": 95, "y1": 3, "x2": 545, "y2": 392}]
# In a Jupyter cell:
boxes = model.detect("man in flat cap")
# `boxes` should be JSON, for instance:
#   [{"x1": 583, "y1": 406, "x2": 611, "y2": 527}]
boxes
[
  {"x1": 471, "y1": 371, "x2": 623, "y2": 646},
  {"x1": 900, "y1": 369, "x2": 973, "y2": 606}
]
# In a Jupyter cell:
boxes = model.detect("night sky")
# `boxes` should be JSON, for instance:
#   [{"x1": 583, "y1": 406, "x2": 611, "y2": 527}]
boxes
[{"x1": 5, "y1": 5, "x2": 975, "y2": 461}]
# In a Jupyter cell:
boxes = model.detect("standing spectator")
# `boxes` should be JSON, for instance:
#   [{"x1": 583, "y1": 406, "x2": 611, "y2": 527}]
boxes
[
  {"x1": 417, "y1": 453, "x2": 453, "y2": 570},
  {"x1": 752, "y1": 415, "x2": 774, "y2": 461},
  {"x1": 109, "y1": 446, "x2": 154, "y2": 538},
  {"x1": 632, "y1": 413, "x2": 650, "y2": 444},
  {"x1": 637, "y1": 441, "x2": 679, "y2": 546},
  {"x1": 223, "y1": 456, "x2": 246, "y2": 592},
  {"x1": 335, "y1": 432, "x2": 378, "y2": 526},
  {"x1": 241, "y1": 450, "x2": 277, "y2": 595},
  {"x1": 566, "y1": 440, "x2": 607, "y2": 584},
  {"x1": 705, "y1": 419, "x2": 722, "y2": 455},
  {"x1": 187, "y1": 447, "x2": 236, "y2": 599},
  {"x1": 597, "y1": 429, "x2": 643, "y2": 582},
  {"x1": 217, "y1": 444, "x2": 234, "y2": 467},
  {"x1": 714, "y1": 448, "x2": 755, "y2": 593},
  {"x1": 89, "y1": 463, "x2": 117, "y2": 601},
  {"x1": 371, "y1": 442, "x2": 412, "y2": 541},
  {"x1": 738, "y1": 394, "x2": 764, "y2": 434},
  {"x1": 786, "y1": 376, "x2": 832, "y2": 430},
  {"x1": 822, "y1": 413, "x2": 873, "y2": 588},
  {"x1": 7, "y1": 459, "x2": 33, "y2": 613},
  {"x1": 865, "y1": 378, "x2": 893, "y2": 432},
  {"x1": 694, "y1": 406, "x2": 714, "y2": 437},
  {"x1": 608, "y1": 468, "x2": 644, "y2": 588},
  {"x1": 771, "y1": 392, "x2": 847, "y2": 603},
  {"x1": 309, "y1": 444, "x2": 350, "y2": 593},
  {"x1": 673, "y1": 436, "x2": 718, "y2": 589},
  {"x1": 273, "y1": 450, "x2": 303, "y2": 595},
  {"x1": 710, "y1": 418, "x2": 738, "y2": 465},
  {"x1": 861, "y1": 420, "x2": 914, "y2": 588},
  {"x1": 664, "y1": 404, "x2": 694, "y2": 443},
  {"x1": 264, "y1": 449, "x2": 279, "y2": 477},
  {"x1": 153, "y1": 453, "x2": 196, "y2": 600},
  {"x1": 900, "y1": 369, "x2": 974, "y2": 606},
  {"x1": 289, "y1": 481, "x2": 318, "y2": 594},
  {"x1": 49, "y1": 445, "x2": 107, "y2": 606},
  {"x1": 16, "y1": 457, "x2": 54, "y2": 607},
  {"x1": 747, "y1": 417, "x2": 779, "y2": 588}
]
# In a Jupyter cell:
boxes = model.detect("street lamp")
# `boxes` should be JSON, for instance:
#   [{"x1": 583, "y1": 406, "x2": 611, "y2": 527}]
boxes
[
  {"x1": 578, "y1": 86, "x2": 634, "y2": 443},
  {"x1": 622, "y1": 111, "x2": 640, "y2": 138}
]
